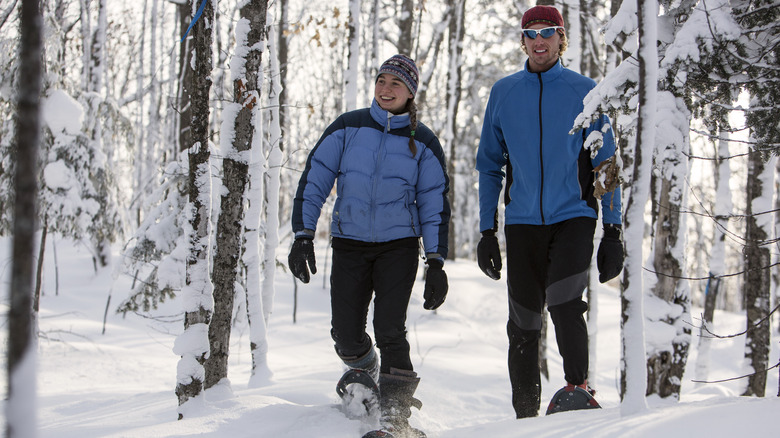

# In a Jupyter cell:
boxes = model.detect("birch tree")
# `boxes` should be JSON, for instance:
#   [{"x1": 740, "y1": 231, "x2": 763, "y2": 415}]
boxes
[
  {"x1": 578, "y1": 0, "x2": 654, "y2": 413},
  {"x1": 6, "y1": 1, "x2": 42, "y2": 436},
  {"x1": 261, "y1": 2, "x2": 283, "y2": 339},
  {"x1": 176, "y1": 0, "x2": 194, "y2": 153},
  {"x1": 396, "y1": 0, "x2": 415, "y2": 56},
  {"x1": 694, "y1": 131, "x2": 733, "y2": 386},
  {"x1": 175, "y1": 0, "x2": 215, "y2": 417},
  {"x1": 84, "y1": 0, "x2": 122, "y2": 269},
  {"x1": 206, "y1": 0, "x2": 269, "y2": 391},
  {"x1": 444, "y1": 0, "x2": 465, "y2": 259},
  {"x1": 242, "y1": 1, "x2": 281, "y2": 386},
  {"x1": 646, "y1": 91, "x2": 691, "y2": 399},
  {"x1": 741, "y1": 148, "x2": 774, "y2": 397},
  {"x1": 344, "y1": 0, "x2": 360, "y2": 111}
]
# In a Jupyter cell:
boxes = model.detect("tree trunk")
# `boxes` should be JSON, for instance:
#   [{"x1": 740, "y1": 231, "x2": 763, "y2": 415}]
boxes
[
  {"x1": 646, "y1": 118, "x2": 691, "y2": 400},
  {"x1": 742, "y1": 147, "x2": 773, "y2": 397},
  {"x1": 445, "y1": 0, "x2": 464, "y2": 259},
  {"x1": 276, "y1": 0, "x2": 288, "y2": 154},
  {"x1": 177, "y1": 1, "x2": 194, "y2": 153},
  {"x1": 206, "y1": 0, "x2": 268, "y2": 390},
  {"x1": 344, "y1": 0, "x2": 359, "y2": 111},
  {"x1": 397, "y1": 0, "x2": 414, "y2": 55},
  {"x1": 580, "y1": 0, "x2": 603, "y2": 80},
  {"x1": 176, "y1": 0, "x2": 215, "y2": 416},
  {"x1": 695, "y1": 131, "x2": 732, "y2": 386},
  {"x1": 620, "y1": 0, "x2": 655, "y2": 415},
  {"x1": 79, "y1": 0, "x2": 91, "y2": 91},
  {"x1": 7, "y1": 0, "x2": 43, "y2": 436},
  {"x1": 88, "y1": 0, "x2": 112, "y2": 269},
  {"x1": 262, "y1": 1, "x2": 282, "y2": 327}
]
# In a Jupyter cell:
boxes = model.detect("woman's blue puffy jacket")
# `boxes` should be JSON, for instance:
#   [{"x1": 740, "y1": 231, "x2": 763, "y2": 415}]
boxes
[{"x1": 292, "y1": 99, "x2": 451, "y2": 259}]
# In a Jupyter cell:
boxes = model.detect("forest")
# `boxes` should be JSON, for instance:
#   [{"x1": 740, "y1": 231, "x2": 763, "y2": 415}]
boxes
[{"x1": 1, "y1": 0, "x2": 778, "y2": 427}]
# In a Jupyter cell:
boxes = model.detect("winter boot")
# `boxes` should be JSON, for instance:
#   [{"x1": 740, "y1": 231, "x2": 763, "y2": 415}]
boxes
[
  {"x1": 337, "y1": 348, "x2": 380, "y2": 418},
  {"x1": 574, "y1": 380, "x2": 597, "y2": 397},
  {"x1": 377, "y1": 368, "x2": 426, "y2": 438},
  {"x1": 339, "y1": 347, "x2": 379, "y2": 382}
]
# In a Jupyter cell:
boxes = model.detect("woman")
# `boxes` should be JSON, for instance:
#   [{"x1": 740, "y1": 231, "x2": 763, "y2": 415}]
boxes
[{"x1": 288, "y1": 54, "x2": 450, "y2": 437}]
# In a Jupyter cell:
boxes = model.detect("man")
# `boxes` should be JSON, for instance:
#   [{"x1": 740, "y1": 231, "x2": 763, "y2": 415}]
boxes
[{"x1": 475, "y1": 5, "x2": 624, "y2": 418}]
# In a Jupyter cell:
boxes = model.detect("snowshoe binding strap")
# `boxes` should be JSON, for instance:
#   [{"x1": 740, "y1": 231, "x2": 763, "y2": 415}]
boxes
[{"x1": 336, "y1": 369, "x2": 379, "y2": 399}]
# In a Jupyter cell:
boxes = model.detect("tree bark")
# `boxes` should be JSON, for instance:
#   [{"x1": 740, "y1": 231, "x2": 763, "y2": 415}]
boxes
[
  {"x1": 695, "y1": 132, "x2": 732, "y2": 386},
  {"x1": 445, "y1": 0, "x2": 464, "y2": 259},
  {"x1": 647, "y1": 142, "x2": 691, "y2": 399},
  {"x1": 177, "y1": 1, "x2": 194, "y2": 153},
  {"x1": 620, "y1": 0, "x2": 655, "y2": 414},
  {"x1": 7, "y1": 0, "x2": 42, "y2": 436},
  {"x1": 741, "y1": 148, "x2": 772, "y2": 397},
  {"x1": 397, "y1": 0, "x2": 414, "y2": 55},
  {"x1": 206, "y1": 0, "x2": 268, "y2": 390},
  {"x1": 176, "y1": 0, "x2": 215, "y2": 415}
]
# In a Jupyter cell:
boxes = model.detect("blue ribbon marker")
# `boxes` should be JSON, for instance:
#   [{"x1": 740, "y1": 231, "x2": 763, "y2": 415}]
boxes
[{"x1": 181, "y1": 0, "x2": 209, "y2": 43}]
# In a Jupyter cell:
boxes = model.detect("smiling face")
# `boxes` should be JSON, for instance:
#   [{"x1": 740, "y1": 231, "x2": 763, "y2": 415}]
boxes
[
  {"x1": 374, "y1": 73, "x2": 414, "y2": 114},
  {"x1": 523, "y1": 23, "x2": 564, "y2": 73}
]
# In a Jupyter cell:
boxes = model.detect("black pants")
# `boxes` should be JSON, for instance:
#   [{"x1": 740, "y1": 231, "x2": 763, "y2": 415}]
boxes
[
  {"x1": 504, "y1": 217, "x2": 595, "y2": 417},
  {"x1": 329, "y1": 237, "x2": 419, "y2": 374}
]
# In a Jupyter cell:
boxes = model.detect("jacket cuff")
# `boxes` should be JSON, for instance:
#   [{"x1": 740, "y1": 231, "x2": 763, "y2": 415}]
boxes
[
  {"x1": 295, "y1": 229, "x2": 315, "y2": 240},
  {"x1": 603, "y1": 224, "x2": 622, "y2": 240},
  {"x1": 426, "y1": 253, "x2": 444, "y2": 267}
]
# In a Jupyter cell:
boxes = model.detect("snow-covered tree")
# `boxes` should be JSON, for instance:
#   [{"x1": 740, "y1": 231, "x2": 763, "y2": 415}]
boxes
[
  {"x1": 117, "y1": 154, "x2": 188, "y2": 315},
  {"x1": 6, "y1": 1, "x2": 42, "y2": 437},
  {"x1": 694, "y1": 130, "x2": 733, "y2": 386},
  {"x1": 741, "y1": 148, "x2": 774, "y2": 397},
  {"x1": 206, "y1": 0, "x2": 269, "y2": 391},
  {"x1": 175, "y1": 0, "x2": 215, "y2": 418}
]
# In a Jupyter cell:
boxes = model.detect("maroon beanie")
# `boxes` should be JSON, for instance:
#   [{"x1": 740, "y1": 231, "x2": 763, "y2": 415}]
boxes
[{"x1": 522, "y1": 5, "x2": 565, "y2": 28}]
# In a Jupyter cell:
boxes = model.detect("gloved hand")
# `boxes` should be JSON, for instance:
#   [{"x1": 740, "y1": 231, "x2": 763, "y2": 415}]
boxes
[
  {"x1": 423, "y1": 258, "x2": 448, "y2": 310},
  {"x1": 288, "y1": 236, "x2": 317, "y2": 283},
  {"x1": 597, "y1": 224, "x2": 624, "y2": 283},
  {"x1": 477, "y1": 230, "x2": 502, "y2": 280}
]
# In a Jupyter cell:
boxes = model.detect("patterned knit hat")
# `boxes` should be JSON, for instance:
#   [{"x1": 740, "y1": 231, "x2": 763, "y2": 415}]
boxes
[
  {"x1": 377, "y1": 54, "x2": 419, "y2": 97},
  {"x1": 522, "y1": 5, "x2": 565, "y2": 28}
]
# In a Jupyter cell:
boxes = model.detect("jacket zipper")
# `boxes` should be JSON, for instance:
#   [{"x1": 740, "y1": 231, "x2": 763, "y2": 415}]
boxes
[
  {"x1": 537, "y1": 72, "x2": 546, "y2": 224},
  {"x1": 370, "y1": 114, "x2": 392, "y2": 241}
]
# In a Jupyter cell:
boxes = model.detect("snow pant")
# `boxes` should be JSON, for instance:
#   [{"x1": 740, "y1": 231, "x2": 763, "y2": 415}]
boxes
[
  {"x1": 504, "y1": 217, "x2": 596, "y2": 418},
  {"x1": 329, "y1": 237, "x2": 419, "y2": 374}
]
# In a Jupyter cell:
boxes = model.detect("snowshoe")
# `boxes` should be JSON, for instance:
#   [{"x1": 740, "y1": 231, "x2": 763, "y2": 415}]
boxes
[
  {"x1": 361, "y1": 426, "x2": 426, "y2": 438},
  {"x1": 337, "y1": 368, "x2": 380, "y2": 419},
  {"x1": 361, "y1": 431, "x2": 395, "y2": 438},
  {"x1": 545, "y1": 384, "x2": 601, "y2": 415}
]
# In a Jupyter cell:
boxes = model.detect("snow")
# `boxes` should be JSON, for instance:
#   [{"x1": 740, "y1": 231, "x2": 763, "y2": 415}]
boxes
[
  {"x1": 1, "y1": 237, "x2": 777, "y2": 437},
  {"x1": 41, "y1": 89, "x2": 83, "y2": 136}
]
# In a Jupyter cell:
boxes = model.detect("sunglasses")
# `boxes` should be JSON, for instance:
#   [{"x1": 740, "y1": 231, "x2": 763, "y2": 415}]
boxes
[{"x1": 521, "y1": 26, "x2": 563, "y2": 39}]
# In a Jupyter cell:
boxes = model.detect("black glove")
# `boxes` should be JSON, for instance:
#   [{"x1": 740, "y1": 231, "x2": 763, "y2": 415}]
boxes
[
  {"x1": 597, "y1": 224, "x2": 624, "y2": 283},
  {"x1": 423, "y1": 258, "x2": 448, "y2": 310},
  {"x1": 477, "y1": 230, "x2": 502, "y2": 280},
  {"x1": 288, "y1": 237, "x2": 317, "y2": 283}
]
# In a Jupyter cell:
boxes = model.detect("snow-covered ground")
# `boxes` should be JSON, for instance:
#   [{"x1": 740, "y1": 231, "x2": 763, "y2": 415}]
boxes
[{"x1": 1, "y1": 238, "x2": 777, "y2": 437}]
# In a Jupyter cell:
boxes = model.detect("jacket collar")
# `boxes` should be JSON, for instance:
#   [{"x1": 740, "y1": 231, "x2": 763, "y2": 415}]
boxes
[
  {"x1": 522, "y1": 59, "x2": 563, "y2": 81},
  {"x1": 370, "y1": 99, "x2": 411, "y2": 130}
]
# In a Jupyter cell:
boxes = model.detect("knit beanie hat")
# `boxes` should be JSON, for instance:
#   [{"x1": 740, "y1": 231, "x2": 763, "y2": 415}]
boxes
[
  {"x1": 377, "y1": 54, "x2": 419, "y2": 97},
  {"x1": 521, "y1": 5, "x2": 565, "y2": 28}
]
